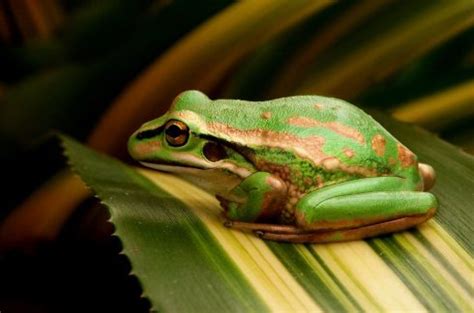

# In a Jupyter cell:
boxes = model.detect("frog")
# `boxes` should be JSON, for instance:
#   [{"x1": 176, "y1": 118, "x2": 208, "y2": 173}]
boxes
[{"x1": 127, "y1": 90, "x2": 437, "y2": 243}]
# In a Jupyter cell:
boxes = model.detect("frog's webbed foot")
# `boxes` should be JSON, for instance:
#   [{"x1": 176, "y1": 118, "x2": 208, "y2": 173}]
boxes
[{"x1": 257, "y1": 209, "x2": 436, "y2": 243}]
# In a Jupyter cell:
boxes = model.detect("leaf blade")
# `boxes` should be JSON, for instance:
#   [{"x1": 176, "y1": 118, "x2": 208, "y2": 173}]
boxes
[
  {"x1": 60, "y1": 134, "x2": 269, "y2": 312},
  {"x1": 59, "y1": 109, "x2": 474, "y2": 311}
]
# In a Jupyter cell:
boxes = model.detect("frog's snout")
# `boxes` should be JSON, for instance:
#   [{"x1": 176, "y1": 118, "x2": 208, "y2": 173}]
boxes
[
  {"x1": 128, "y1": 132, "x2": 160, "y2": 161},
  {"x1": 127, "y1": 133, "x2": 141, "y2": 160},
  {"x1": 418, "y1": 163, "x2": 436, "y2": 191}
]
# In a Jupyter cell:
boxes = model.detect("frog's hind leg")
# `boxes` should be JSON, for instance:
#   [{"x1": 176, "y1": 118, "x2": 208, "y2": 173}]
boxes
[
  {"x1": 295, "y1": 177, "x2": 437, "y2": 230},
  {"x1": 259, "y1": 177, "x2": 438, "y2": 243},
  {"x1": 258, "y1": 208, "x2": 435, "y2": 243}
]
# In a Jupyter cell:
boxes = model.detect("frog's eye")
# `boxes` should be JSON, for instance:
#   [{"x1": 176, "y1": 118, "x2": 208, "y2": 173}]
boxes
[{"x1": 165, "y1": 120, "x2": 189, "y2": 147}]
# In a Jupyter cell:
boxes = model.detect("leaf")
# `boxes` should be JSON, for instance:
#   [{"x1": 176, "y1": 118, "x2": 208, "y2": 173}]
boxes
[
  {"x1": 0, "y1": 0, "x2": 231, "y2": 149},
  {"x1": 0, "y1": 169, "x2": 90, "y2": 250},
  {"x1": 391, "y1": 80, "x2": 474, "y2": 130},
  {"x1": 87, "y1": 0, "x2": 332, "y2": 156},
  {"x1": 60, "y1": 107, "x2": 473, "y2": 312},
  {"x1": 294, "y1": 0, "x2": 474, "y2": 99},
  {"x1": 60, "y1": 135, "x2": 269, "y2": 312},
  {"x1": 220, "y1": 1, "x2": 361, "y2": 99},
  {"x1": 267, "y1": 0, "x2": 388, "y2": 98},
  {"x1": 354, "y1": 27, "x2": 474, "y2": 109}
]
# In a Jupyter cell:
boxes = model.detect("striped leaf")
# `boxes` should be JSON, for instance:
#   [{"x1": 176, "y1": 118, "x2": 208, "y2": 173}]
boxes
[
  {"x1": 87, "y1": 0, "x2": 332, "y2": 156},
  {"x1": 392, "y1": 80, "x2": 474, "y2": 130},
  {"x1": 60, "y1": 109, "x2": 474, "y2": 312},
  {"x1": 294, "y1": 0, "x2": 474, "y2": 99}
]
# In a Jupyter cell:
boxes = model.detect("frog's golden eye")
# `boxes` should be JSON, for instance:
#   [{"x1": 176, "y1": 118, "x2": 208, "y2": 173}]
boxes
[{"x1": 165, "y1": 120, "x2": 189, "y2": 147}]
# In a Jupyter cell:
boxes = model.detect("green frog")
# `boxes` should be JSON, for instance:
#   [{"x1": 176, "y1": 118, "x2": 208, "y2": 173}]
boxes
[{"x1": 128, "y1": 90, "x2": 437, "y2": 242}]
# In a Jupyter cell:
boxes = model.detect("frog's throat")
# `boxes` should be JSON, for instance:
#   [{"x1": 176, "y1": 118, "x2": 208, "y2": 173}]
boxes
[{"x1": 140, "y1": 162, "x2": 246, "y2": 202}]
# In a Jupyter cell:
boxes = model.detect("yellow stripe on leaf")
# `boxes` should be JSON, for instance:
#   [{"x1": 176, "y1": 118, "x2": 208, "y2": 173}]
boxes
[
  {"x1": 315, "y1": 242, "x2": 426, "y2": 312},
  {"x1": 392, "y1": 80, "x2": 474, "y2": 130},
  {"x1": 88, "y1": 0, "x2": 332, "y2": 156},
  {"x1": 140, "y1": 169, "x2": 322, "y2": 313},
  {"x1": 296, "y1": 1, "x2": 474, "y2": 99}
]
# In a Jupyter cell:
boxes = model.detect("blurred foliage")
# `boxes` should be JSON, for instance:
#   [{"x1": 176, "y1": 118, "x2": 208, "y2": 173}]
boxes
[
  {"x1": 0, "y1": 0, "x2": 232, "y2": 214},
  {"x1": 0, "y1": 0, "x2": 473, "y2": 311}
]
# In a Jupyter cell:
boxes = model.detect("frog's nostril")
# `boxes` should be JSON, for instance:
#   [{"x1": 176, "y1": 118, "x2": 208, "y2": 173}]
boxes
[{"x1": 136, "y1": 127, "x2": 163, "y2": 140}]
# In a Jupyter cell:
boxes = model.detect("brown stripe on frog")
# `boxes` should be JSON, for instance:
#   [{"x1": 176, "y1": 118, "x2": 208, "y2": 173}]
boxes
[
  {"x1": 207, "y1": 122, "x2": 328, "y2": 164},
  {"x1": 257, "y1": 175, "x2": 287, "y2": 222},
  {"x1": 207, "y1": 122, "x2": 378, "y2": 177},
  {"x1": 131, "y1": 140, "x2": 161, "y2": 158},
  {"x1": 252, "y1": 160, "x2": 303, "y2": 224},
  {"x1": 343, "y1": 148, "x2": 355, "y2": 158},
  {"x1": 397, "y1": 143, "x2": 417, "y2": 168},
  {"x1": 371, "y1": 134, "x2": 386, "y2": 157},
  {"x1": 388, "y1": 157, "x2": 397, "y2": 166},
  {"x1": 321, "y1": 156, "x2": 377, "y2": 176},
  {"x1": 287, "y1": 116, "x2": 365, "y2": 144},
  {"x1": 260, "y1": 111, "x2": 272, "y2": 120}
]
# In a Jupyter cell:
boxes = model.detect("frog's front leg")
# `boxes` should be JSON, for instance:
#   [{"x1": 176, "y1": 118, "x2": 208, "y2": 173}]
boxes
[
  {"x1": 259, "y1": 177, "x2": 437, "y2": 243},
  {"x1": 222, "y1": 171, "x2": 287, "y2": 223}
]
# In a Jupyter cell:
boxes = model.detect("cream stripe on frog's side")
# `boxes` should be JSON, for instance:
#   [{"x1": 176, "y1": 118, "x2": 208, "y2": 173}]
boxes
[
  {"x1": 138, "y1": 168, "x2": 322, "y2": 313},
  {"x1": 312, "y1": 242, "x2": 427, "y2": 312}
]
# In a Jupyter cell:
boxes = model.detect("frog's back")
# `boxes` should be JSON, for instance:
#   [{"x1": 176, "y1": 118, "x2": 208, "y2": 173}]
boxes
[{"x1": 175, "y1": 92, "x2": 420, "y2": 186}]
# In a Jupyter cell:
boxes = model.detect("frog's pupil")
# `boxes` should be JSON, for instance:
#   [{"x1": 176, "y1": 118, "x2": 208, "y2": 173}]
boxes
[{"x1": 166, "y1": 125, "x2": 183, "y2": 138}]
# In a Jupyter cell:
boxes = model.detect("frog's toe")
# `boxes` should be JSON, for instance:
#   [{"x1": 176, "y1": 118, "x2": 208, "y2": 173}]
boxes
[
  {"x1": 419, "y1": 163, "x2": 436, "y2": 191},
  {"x1": 216, "y1": 195, "x2": 230, "y2": 211}
]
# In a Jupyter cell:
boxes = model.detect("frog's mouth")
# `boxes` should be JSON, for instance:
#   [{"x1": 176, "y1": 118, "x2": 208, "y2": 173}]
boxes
[{"x1": 140, "y1": 161, "x2": 206, "y2": 171}]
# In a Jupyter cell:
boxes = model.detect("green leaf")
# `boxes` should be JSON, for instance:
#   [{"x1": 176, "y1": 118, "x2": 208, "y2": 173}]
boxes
[
  {"x1": 391, "y1": 80, "x2": 474, "y2": 130},
  {"x1": 294, "y1": 0, "x2": 474, "y2": 99},
  {"x1": 60, "y1": 109, "x2": 473, "y2": 312},
  {"x1": 61, "y1": 135, "x2": 268, "y2": 312},
  {"x1": 87, "y1": 0, "x2": 332, "y2": 156},
  {"x1": 0, "y1": 0, "x2": 231, "y2": 150}
]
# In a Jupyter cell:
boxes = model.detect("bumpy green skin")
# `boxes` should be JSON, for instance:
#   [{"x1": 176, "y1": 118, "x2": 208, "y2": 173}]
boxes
[{"x1": 128, "y1": 90, "x2": 437, "y2": 233}]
